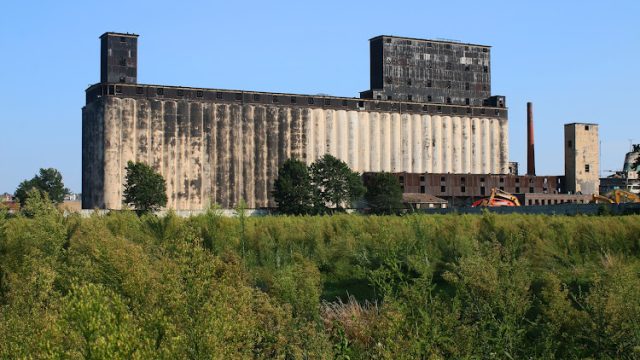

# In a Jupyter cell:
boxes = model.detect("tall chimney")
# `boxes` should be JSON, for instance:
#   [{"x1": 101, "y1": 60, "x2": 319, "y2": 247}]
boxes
[{"x1": 527, "y1": 102, "x2": 536, "y2": 176}]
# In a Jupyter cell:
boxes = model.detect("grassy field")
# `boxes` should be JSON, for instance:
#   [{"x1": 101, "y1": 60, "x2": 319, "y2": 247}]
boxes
[{"x1": 1, "y1": 196, "x2": 639, "y2": 358}]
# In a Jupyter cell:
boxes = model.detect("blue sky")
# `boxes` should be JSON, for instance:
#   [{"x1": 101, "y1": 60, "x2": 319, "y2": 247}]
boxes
[{"x1": 1, "y1": 0, "x2": 638, "y2": 193}]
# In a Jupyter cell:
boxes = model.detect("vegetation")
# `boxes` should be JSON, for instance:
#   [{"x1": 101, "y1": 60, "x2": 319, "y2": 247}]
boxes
[
  {"x1": 14, "y1": 168, "x2": 70, "y2": 206},
  {"x1": 310, "y1": 154, "x2": 365, "y2": 213},
  {"x1": 1, "y1": 197, "x2": 640, "y2": 358},
  {"x1": 273, "y1": 158, "x2": 315, "y2": 215},
  {"x1": 364, "y1": 172, "x2": 403, "y2": 214},
  {"x1": 123, "y1": 161, "x2": 168, "y2": 213}
]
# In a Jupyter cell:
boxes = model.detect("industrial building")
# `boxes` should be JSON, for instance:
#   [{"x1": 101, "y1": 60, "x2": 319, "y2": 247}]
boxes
[{"x1": 82, "y1": 33, "x2": 510, "y2": 210}]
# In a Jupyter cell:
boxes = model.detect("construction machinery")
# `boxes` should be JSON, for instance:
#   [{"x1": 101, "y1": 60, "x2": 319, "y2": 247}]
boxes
[
  {"x1": 471, "y1": 188, "x2": 521, "y2": 207},
  {"x1": 591, "y1": 189, "x2": 640, "y2": 204}
]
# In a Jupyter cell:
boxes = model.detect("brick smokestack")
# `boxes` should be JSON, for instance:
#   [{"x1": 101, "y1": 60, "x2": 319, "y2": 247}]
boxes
[{"x1": 527, "y1": 102, "x2": 536, "y2": 176}]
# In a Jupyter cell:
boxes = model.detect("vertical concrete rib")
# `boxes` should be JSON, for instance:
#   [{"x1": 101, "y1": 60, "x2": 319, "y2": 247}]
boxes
[
  {"x1": 400, "y1": 114, "x2": 411, "y2": 172},
  {"x1": 279, "y1": 107, "x2": 291, "y2": 164},
  {"x1": 163, "y1": 101, "x2": 177, "y2": 209},
  {"x1": 381, "y1": 113, "x2": 391, "y2": 171},
  {"x1": 452, "y1": 116, "x2": 462, "y2": 174},
  {"x1": 254, "y1": 106, "x2": 268, "y2": 207},
  {"x1": 338, "y1": 110, "x2": 348, "y2": 163},
  {"x1": 471, "y1": 118, "x2": 481, "y2": 174},
  {"x1": 432, "y1": 116, "x2": 442, "y2": 173},
  {"x1": 391, "y1": 113, "x2": 401, "y2": 171},
  {"x1": 412, "y1": 114, "x2": 422, "y2": 173},
  {"x1": 189, "y1": 103, "x2": 203, "y2": 209},
  {"x1": 215, "y1": 104, "x2": 229, "y2": 208},
  {"x1": 150, "y1": 101, "x2": 164, "y2": 174},
  {"x1": 482, "y1": 118, "x2": 490, "y2": 174},
  {"x1": 499, "y1": 118, "x2": 509, "y2": 174},
  {"x1": 136, "y1": 99, "x2": 150, "y2": 164},
  {"x1": 461, "y1": 116, "x2": 471, "y2": 173},
  {"x1": 369, "y1": 112, "x2": 380, "y2": 172},
  {"x1": 348, "y1": 111, "x2": 358, "y2": 169},
  {"x1": 359, "y1": 112, "x2": 370, "y2": 172},
  {"x1": 422, "y1": 115, "x2": 432, "y2": 173},
  {"x1": 176, "y1": 101, "x2": 190, "y2": 210},
  {"x1": 104, "y1": 97, "x2": 121, "y2": 209},
  {"x1": 266, "y1": 106, "x2": 280, "y2": 208},
  {"x1": 304, "y1": 108, "x2": 314, "y2": 164},
  {"x1": 290, "y1": 107, "x2": 303, "y2": 160},
  {"x1": 230, "y1": 104, "x2": 243, "y2": 207},
  {"x1": 202, "y1": 104, "x2": 213, "y2": 208},
  {"x1": 326, "y1": 110, "x2": 337, "y2": 156},
  {"x1": 243, "y1": 105, "x2": 255, "y2": 208}
]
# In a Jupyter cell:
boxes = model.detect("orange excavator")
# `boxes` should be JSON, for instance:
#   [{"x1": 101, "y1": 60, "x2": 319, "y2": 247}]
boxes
[
  {"x1": 591, "y1": 189, "x2": 640, "y2": 204},
  {"x1": 471, "y1": 188, "x2": 521, "y2": 207}
]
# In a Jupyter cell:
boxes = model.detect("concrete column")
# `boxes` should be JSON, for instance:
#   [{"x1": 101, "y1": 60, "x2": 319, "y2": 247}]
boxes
[
  {"x1": 266, "y1": 106, "x2": 280, "y2": 208},
  {"x1": 359, "y1": 112, "x2": 370, "y2": 172},
  {"x1": 391, "y1": 113, "x2": 401, "y2": 171},
  {"x1": 401, "y1": 114, "x2": 411, "y2": 172},
  {"x1": 163, "y1": 101, "x2": 177, "y2": 209},
  {"x1": 422, "y1": 115, "x2": 432, "y2": 173},
  {"x1": 254, "y1": 106, "x2": 268, "y2": 207},
  {"x1": 412, "y1": 114, "x2": 422, "y2": 174},
  {"x1": 381, "y1": 113, "x2": 391, "y2": 171},
  {"x1": 189, "y1": 102, "x2": 203, "y2": 209},
  {"x1": 452, "y1": 116, "x2": 462, "y2": 174},
  {"x1": 327, "y1": 110, "x2": 338, "y2": 157},
  {"x1": 369, "y1": 112, "x2": 380, "y2": 172},
  {"x1": 432, "y1": 115, "x2": 442, "y2": 173},
  {"x1": 348, "y1": 111, "x2": 358, "y2": 170},
  {"x1": 242, "y1": 105, "x2": 255, "y2": 208}
]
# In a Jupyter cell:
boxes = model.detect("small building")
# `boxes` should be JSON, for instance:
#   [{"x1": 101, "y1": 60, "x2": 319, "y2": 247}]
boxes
[
  {"x1": 565, "y1": 123, "x2": 599, "y2": 195},
  {"x1": 402, "y1": 193, "x2": 448, "y2": 210}
]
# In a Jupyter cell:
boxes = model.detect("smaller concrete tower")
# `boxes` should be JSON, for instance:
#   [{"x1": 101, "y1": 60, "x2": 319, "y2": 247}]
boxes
[
  {"x1": 100, "y1": 32, "x2": 139, "y2": 84},
  {"x1": 564, "y1": 123, "x2": 599, "y2": 194}
]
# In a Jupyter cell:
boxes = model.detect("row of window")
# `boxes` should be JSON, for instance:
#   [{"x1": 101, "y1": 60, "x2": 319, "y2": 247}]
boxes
[
  {"x1": 436, "y1": 186, "x2": 540, "y2": 194},
  {"x1": 385, "y1": 38, "x2": 489, "y2": 53}
]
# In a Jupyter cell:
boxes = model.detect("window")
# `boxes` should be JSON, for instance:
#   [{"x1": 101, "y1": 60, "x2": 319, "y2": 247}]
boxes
[
  {"x1": 441, "y1": 186, "x2": 446, "y2": 193},
  {"x1": 324, "y1": 99, "x2": 331, "y2": 105},
  {"x1": 177, "y1": 89, "x2": 184, "y2": 97},
  {"x1": 466, "y1": 107, "x2": 472, "y2": 114},
  {"x1": 480, "y1": 109, "x2": 486, "y2": 115},
  {"x1": 461, "y1": 177, "x2": 466, "y2": 184},
  {"x1": 465, "y1": 65, "x2": 470, "y2": 71},
  {"x1": 427, "y1": 95, "x2": 432, "y2": 102},
  {"x1": 500, "y1": 186, "x2": 505, "y2": 191},
  {"x1": 480, "y1": 187, "x2": 486, "y2": 196},
  {"x1": 420, "y1": 175, "x2": 425, "y2": 182},
  {"x1": 585, "y1": 164, "x2": 590, "y2": 173},
  {"x1": 407, "y1": 80, "x2": 412, "y2": 85},
  {"x1": 422, "y1": 105, "x2": 428, "y2": 111},
  {"x1": 253, "y1": 94, "x2": 260, "y2": 101},
  {"x1": 495, "y1": 110, "x2": 500, "y2": 116},
  {"x1": 483, "y1": 66, "x2": 488, "y2": 73},
  {"x1": 437, "y1": 106, "x2": 442, "y2": 113},
  {"x1": 290, "y1": 97, "x2": 297, "y2": 104},
  {"x1": 156, "y1": 88, "x2": 164, "y2": 95},
  {"x1": 515, "y1": 187, "x2": 520, "y2": 193},
  {"x1": 465, "y1": 98, "x2": 470, "y2": 105},
  {"x1": 447, "y1": 81, "x2": 452, "y2": 88},
  {"x1": 119, "y1": 58, "x2": 127, "y2": 66},
  {"x1": 342, "y1": 99, "x2": 348, "y2": 106},
  {"x1": 308, "y1": 98, "x2": 315, "y2": 105},
  {"x1": 529, "y1": 187, "x2": 534, "y2": 193},
  {"x1": 427, "y1": 42, "x2": 432, "y2": 47},
  {"x1": 216, "y1": 92, "x2": 223, "y2": 99},
  {"x1": 358, "y1": 101, "x2": 365, "y2": 108},
  {"x1": 446, "y1": 97, "x2": 451, "y2": 104},
  {"x1": 480, "y1": 177, "x2": 485, "y2": 182},
  {"x1": 235, "y1": 93, "x2": 242, "y2": 101},
  {"x1": 465, "y1": 82, "x2": 470, "y2": 90},
  {"x1": 399, "y1": 176, "x2": 404, "y2": 182},
  {"x1": 499, "y1": 178, "x2": 504, "y2": 183},
  {"x1": 427, "y1": 80, "x2": 432, "y2": 87},
  {"x1": 407, "y1": 95, "x2": 413, "y2": 101},
  {"x1": 446, "y1": 63, "x2": 452, "y2": 70},
  {"x1": 387, "y1": 96, "x2": 392, "y2": 100},
  {"x1": 272, "y1": 96, "x2": 279, "y2": 103},
  {"x1": 482, "y1": 48, "x2": 488, "y2": 53},
  {"x1": 585, "y1": 125, "x2": 590, "y2": 131},
  {"x1": 420, "y1": 186, "x2": 426, "y2": 193},
  {"x1": 120, "y1": 37, "x2": 126, "y2": 43},
  {"x1": 440, "y1": 176, "x2": 446, "y2": 182},
  {"x1": 461, "y1": 186, "x2": 466, "y2": 193},
  {"x1": 136, "y1": 87, "x2": 144, "y2": 94},
  {"x1": 196, "y1": 90, "x2": 203, "y2": 98},
  {"x1": 115, "y1": 85, "x2": 122, "y2": 94},
  {"x1": 376, "y1": 95, "x2": 381, "y2": 100}
]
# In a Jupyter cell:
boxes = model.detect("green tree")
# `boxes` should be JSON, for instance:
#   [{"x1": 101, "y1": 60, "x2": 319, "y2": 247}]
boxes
[
  {"x1": 273, "y1": 159, "x2": 315, "y2": 215},
  {"x1": 122, "y1": 161, "x2": 167, "y2": 213},
  {"x1": 309, "y1": 154, "x2": 365, "y2": 213},
  {"x1": 364, "y1": 172, "x2": 403, "y2": 214},
  {"x1": 14, "y1": 168, "x2": 70, "y2": 206}
]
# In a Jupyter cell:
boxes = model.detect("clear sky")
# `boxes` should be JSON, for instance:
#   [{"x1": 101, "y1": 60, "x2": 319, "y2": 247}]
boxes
[{"x1": 1, "y1": 0, "x2": 638, "y2": 193}]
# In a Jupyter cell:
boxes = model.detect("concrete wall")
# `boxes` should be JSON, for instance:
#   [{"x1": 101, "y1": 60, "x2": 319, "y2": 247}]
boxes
[{"x1": 83, "y1": 96, "x2": 509, "y2": 210}]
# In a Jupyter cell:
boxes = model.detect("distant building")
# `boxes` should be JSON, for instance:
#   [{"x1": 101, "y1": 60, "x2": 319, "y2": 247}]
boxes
[
  {"x1": 1, "y1": 193, "x2": 13, "y2": 202},
  {"x1": 564, "y1": 123, "x2": 599, "y2": 195}
]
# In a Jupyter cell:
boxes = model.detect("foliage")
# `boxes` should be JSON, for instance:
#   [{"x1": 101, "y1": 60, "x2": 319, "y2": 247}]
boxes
[
  {"x1": 14, "y1": 167, "x2": 70, "y2": 206},
  {"x1": 122, "y1": 161, "x2": 168, "y2": 213},
  {"x1": 2, "y1": 199, "x2": 640, "y2": 358},
  {"x1": 273, "y1": 158, "x2": 315, "y2": 215},
  {"x1": 364, "y1": 172, "x2": 403, "y2": 214},
  {"x1": 309, "y1": 154, "x2": 365, "y2": 213}
]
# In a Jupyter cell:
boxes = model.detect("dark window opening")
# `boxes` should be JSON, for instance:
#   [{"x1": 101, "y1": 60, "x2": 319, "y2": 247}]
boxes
[
  {"x1": 480, "y1": 187, "x2": 486, "y2": 196},
  {"x1": 427, "y1": 42, "x2": 432, "y2": 47},
  {"x1": 465, "y1": 82, "x2": 470, "y2": 90},
  {"x1": 515, "y1": 178, "x2": 520, "y2": 183},
  {"x1": 308, "y1": 98, "x2": 315, "y2": 105},
  {"x1": 407, "y1": 95, "x2": 413, "y2": 101},
  {"x1": 235, "y1": 93, "x2": 242, "y2": 101},
  {"x1": 447, "y1": 81, "x2": 452, "y2": 89},
  {"x1": 290, "y1": 97, "x2": 297, "y2": 104},
  {"x1": 115, "y1": 85, "x2": 122, "y2": 94},
  {"x1": 196, "y1": 90, "x2": 203, "y2": 98},
  {"x1": 466, "y1": 107, "x2": 472, "y2": 114},
  {"x1": 446, "y1": 97, "x2": 452, "y2": 104},
  {"x1": 500, "y1": 186, "x2": 505, "y2": 191},
  {"x1": 399, "y1": 176, "x2": 404, "y2": 183},
  {"x1": 465, "y1": 98, "x2": 470, "y2": 105},
  {"x1": 376, "y1": 102, "x2": 381, "y2": 109},
  {"x1": 420, "y1": 186, "x2": 425, "y2": 193},
  {"x1": 387, "y1": 96, "x2": 392, "y2": 100},
  {"x1": 119, "y1": 76, "x2": 126, "y2": 83},
  {"x1": 420, "y1": 175, "x2": 425, "y2": 182},
  {"x1": 407, "y1": 80, "x2": 412, "y2": 85},
  {"x1": 324, "y1": 99, "x2": 331, "y2": 106},
  {"x1": 585, "y1": 164, "x2": 590, "y2": 173},
  {"x1": 177, "y1": 89, "x2": 184, "y2": 97},
  {"x1": 427, "y1": 80, "x2": 432, "y2": 87},
  {"x1": 156, "y1": 88, "x2": 164, "y2": 95},
  {"x1": 358, "y1": 101, "x2": 365, "y2": 108},
  {"x1": 482, "y1": 48, "x2": 488, "y2": 53},
  {"x1": 216, "y1": 92, "x2": 223, "y2": 99},
  {"x1": 585, "y1": 125, "x2": 590, "y2": 131},
  {"x1": 495, "y1": 110, "x2": 500, "y2": 116},
  {"x1": 568, "y1": 140, "x2": 572, "y2": 148},
  {"x1": 272, "y1": 96, "x2": 279, "y2": 103},
  {"x1": 441, "y1": 186, "x2": 446, "y2": 193},
  {"x1": 376, "y1": 95, "x2": 381, "y2": 100},
  {"x1": 422, "y1": 105, "x2": 428, "y2": 111},
  {"x1": 342, "y1": 100, "x2": 348, "y2": 106},
  {"x1": 427, "y1": 95, "x2": 432, "y2": 102},
  {"x1": 515, "y1": 187, "x2": 520, "y2": 193},
  {"x1": 481, "y1": 108, "x2": 486, "y2": 115},
  {"x1": 440, "y1": 176, "x2": 446, "y2": 182},
  {"x1": 529, "y1": 187, "x2": 534, "y2": 193},
  {"x1": 406, "y1": 104, "x2": 413, "y2": 110},
  {"x1": 461, "y1": 186, "x2": 466, "y2": 193},
  {"x1": 437, "y1": 106, "x2": 442, "y2": 113},
  {"x1": 386, "y1": 38, "x2": 392, "y2": 43},
  {"x1": 120, "y1": 37, "x2": 126, "y2": 43},
  {"x1": 483, "y1": 66, "x2": 488, "y2": 73},
  {"x1": 465, "y1": 65, "x2": 470, "y2": 71},
  {"x1": 499, "y1": 178, "x2": 504, "y2": 183},
  {"x1": 119, "y1": 58, "x2": 127, "y2": 66},
  {"x1": 253, "y1": 94, "x2": 260, "y2": 101},
  {"x1": 480, "y1": 177, "x2": 485, "y2": 182},
  {"x1": 136, "y1": 87, "x2": 144, "y2": 94}
]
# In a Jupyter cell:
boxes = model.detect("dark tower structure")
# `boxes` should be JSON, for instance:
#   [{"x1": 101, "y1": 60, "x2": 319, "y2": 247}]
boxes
[
  {"x1": 100, "y1": 32, "x2": 139, "y2": 84},
  {"x1": 360, "y1": 35, "x2": 503, "y2": 107}
]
